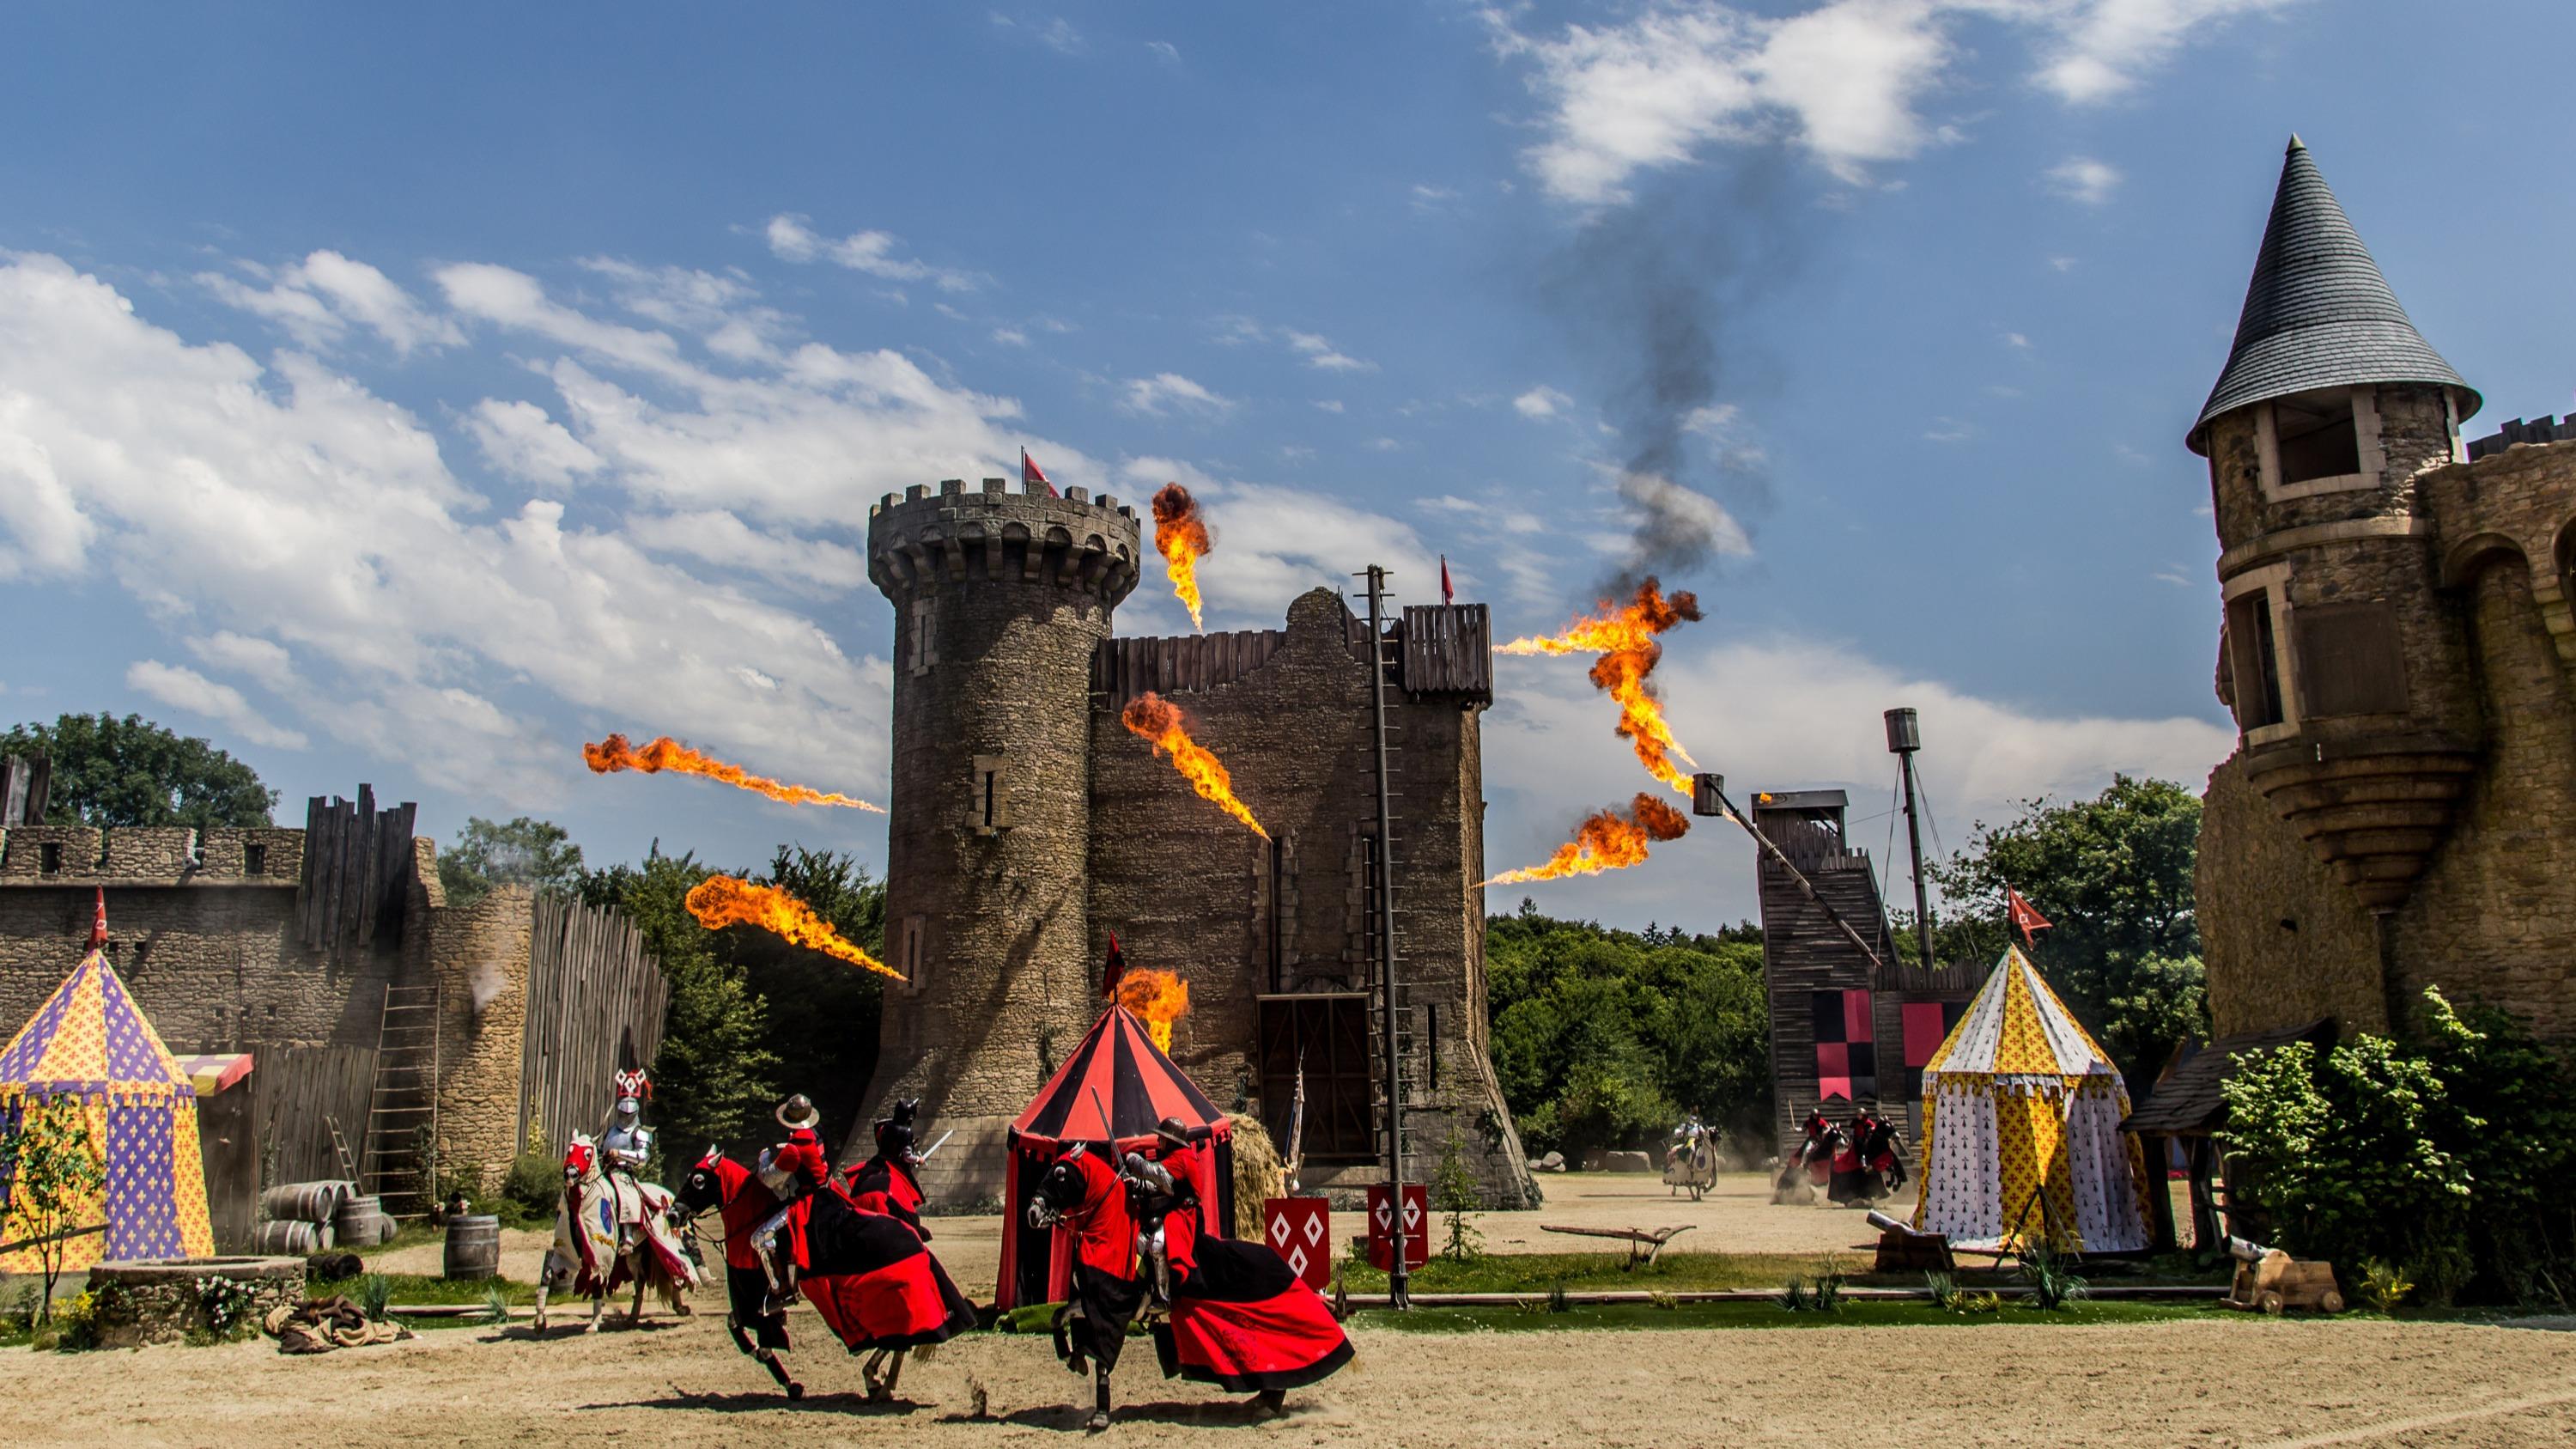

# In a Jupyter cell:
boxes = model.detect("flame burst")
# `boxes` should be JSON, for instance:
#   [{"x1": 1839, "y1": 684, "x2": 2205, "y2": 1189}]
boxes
[
  {"x1": 1482, "y1": 793, "x2": 1692, "y2": 886},
  {"x1": 684, "y1": 874, "x2": 904, "y2": 980},
  {"x1": 1116, "y1": 969, "x2": 1191, "y2": 1054},
  {"x1": 1151, "y1": 483, "x2": 1212, "y2": 631},
  {"x1": 585, "y1": 734, "x2": 884, "y2": 813},
  {"x1": 1121, "y1": 691, "x2": 1269, "y2": 838},
  {"x1": 1495, "y1": 578, "x2": 1704, "y2": 792}
]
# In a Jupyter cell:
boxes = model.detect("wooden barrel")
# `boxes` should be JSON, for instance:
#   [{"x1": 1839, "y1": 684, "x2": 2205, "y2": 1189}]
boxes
[
  {"x1": 335, "y1": 1195, "x2": 384, "y2": 1247},
  {"x1": 443, "y1": 1215, "x2": 501, "y2": 1281},
  {"x1": 258, "y1": 1180, "x2": 348, "y2": 1225},
  {"x1": 253, "y1": 1219, "x2": 321, "y2": 1256}
]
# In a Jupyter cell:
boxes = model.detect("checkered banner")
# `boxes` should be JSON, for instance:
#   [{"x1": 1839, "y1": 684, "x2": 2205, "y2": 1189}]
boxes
[
  {"x1": 1364, "y1": 1184, "x2": 1429, "y2": 1271},
  {"x1": 1262, "y1": 1196, "x2": 1333, "y2": 1290}
]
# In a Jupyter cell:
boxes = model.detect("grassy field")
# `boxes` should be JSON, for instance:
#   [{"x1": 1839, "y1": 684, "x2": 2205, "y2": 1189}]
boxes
[
  {"x1": 1347, "y1": 1298, "x2": 2233, "y2": 1333},
  {"x1": 309, "y1": 1271, "x2": 540, "y2": 1306}
]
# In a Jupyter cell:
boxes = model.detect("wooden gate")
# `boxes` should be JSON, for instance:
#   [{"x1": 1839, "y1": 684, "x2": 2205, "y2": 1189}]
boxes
[{"x1": 515, "y1": 893, "x2": 670, "y2": 1159}]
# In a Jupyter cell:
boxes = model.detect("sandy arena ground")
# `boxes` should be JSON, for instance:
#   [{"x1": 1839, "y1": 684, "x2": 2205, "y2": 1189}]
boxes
[
  {"x1": 369, "y1": 1171, "x2": 1893, "y2": 1294},
  {"x1": 10, "y1": 1172, "x2": 2571, "y2": 1445},
  {"x1": 5, "y1": 1304, "x2": 2572, "y2": 1446}
]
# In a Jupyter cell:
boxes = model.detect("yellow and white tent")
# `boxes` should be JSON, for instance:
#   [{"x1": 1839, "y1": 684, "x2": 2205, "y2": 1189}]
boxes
[{"x1": 1911, "y1": 946, "x2": 2154, "y2": 1252}]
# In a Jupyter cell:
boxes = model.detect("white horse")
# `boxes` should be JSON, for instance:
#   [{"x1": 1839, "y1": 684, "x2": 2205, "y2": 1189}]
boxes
[{"x1": 534, "y1": 1131, "x2": 699, "y2": 1333}]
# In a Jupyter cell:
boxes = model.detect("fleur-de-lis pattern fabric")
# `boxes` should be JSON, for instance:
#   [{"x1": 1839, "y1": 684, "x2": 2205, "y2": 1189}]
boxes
[
  {"x1": 0, "y1": 950, "x2": 214, "y2": 1272},
  {"x1": 1907, "y1": 947, "x2": 2151, "y2": 1252}
]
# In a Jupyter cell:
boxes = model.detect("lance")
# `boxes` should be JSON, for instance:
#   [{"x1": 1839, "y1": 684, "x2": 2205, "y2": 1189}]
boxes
[
  {"x1": 915, "y1": 1127, "x2": 956, "y2": 1161},
  {"x1": 1692, "y1": 773, "x2": 1888, "y2": 974}
]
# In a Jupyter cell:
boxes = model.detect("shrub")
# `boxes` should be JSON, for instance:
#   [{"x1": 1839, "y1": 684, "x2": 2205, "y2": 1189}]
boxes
[
  {"x1": 1810, "y1": 1263, "x2": 1845, "y2": 1313},
  {"x1": 2357, "y1": 1259, "x2": 2414, "y2": 1314},
  {"x1": 357, "y1": 1273, "x2": 394, "y2": 1322},
  {"x1": 194, "y1": 1275, "x2": 258, "y2": 1342},
  {"x1": 502, "y1": 1150, "x2": 562, "y2": 1224},
  {"x1": 1431, "y1": 1130, "x2": 1485, "y2": 1264},
  {"x1": 1776, "y1": 1277, "x2": 1808, "y2": 1312},
  {"x1": 1923, "y1": 1270, "x2": 1959, "y2": 1312},
  {"x1": 2221, "y1": 989, "x2": 2574, "y2": 1306},
  {"x1": 2018, "y1": 1243, "x2": 2089, "y2": 1310}
]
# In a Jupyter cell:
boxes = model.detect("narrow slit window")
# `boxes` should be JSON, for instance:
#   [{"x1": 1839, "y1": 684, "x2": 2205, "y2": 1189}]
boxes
[
  {"x1": 39, "y1": 842, "x2": 63, "y2": 874},
  {"x1": 243, "y1": 843, "x2": 267, "y2": 876}
]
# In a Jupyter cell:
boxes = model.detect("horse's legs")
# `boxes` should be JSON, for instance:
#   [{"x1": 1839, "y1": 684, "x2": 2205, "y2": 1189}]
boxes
[
  {"x1": 882, "y1": 1349, "x2": 905, "y2": 1399},
  {"x1": 629, "y1": 1255, "x2": 647, "y2": 1324},
  {"x1": 586, "y1": 1288, "x2": 605, "y2": 1334},
  {"x1": 1086, "y1": 1361, "x2": 1112, "y2": 1432},
  {"x1": 533, "y1": 1279, "x2": 550, "y2": 1334}
]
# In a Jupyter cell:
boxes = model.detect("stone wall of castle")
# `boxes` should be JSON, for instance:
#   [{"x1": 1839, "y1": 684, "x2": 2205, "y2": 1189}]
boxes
[
  {"x1": 1086, "y1": 588, "x2": 1534, "y2": 1205},
  {"x1": 2201, "y1": 436, "x2": 2576, "y2": 1044},
  {"x1": 427, "y1": 877, "x2": 537, "y2": 1190}
]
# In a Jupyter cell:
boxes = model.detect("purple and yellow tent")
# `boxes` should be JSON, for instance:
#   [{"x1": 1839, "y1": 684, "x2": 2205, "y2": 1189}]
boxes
[{"x1": 0, "y1": 947, "x2": 214, "y2": 1271}]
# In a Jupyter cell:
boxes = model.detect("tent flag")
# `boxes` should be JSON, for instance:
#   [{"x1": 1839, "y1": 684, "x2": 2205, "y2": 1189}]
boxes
[
  {"x1": 0, "y1": 948, "x2": 214, "y2": 1272},
  {"x1": 1910, "y1": 945, "x2": 2153, "y2": 1253}
]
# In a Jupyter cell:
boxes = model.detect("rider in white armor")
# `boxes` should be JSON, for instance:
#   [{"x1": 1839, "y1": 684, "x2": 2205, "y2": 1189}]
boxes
[{"x1": 600, "y1": 1068, "x2": 657, "y2": 1251}]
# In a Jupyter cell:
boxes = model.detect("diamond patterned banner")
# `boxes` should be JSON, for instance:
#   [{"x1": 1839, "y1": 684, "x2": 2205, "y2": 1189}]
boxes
[
  {"x1": 1364, "y1": 1184, "x2": 1428, "y2": 1271},
  {"x1": 1264, "y1": 1196, "x2": 1332, "y2": 1290}
]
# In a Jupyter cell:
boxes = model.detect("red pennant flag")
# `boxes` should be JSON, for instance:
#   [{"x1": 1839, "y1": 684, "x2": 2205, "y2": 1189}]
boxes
[
  {"x1": 1441, "y1": 554, "x2": 1454, "y2": 606},
  {"x1": 2005, "y1": 886, "x2": 2052, "y2": 946},
  {"x1": 88, "y1": 886, "x2": 107, "y2": 948},
  {"x1": 1021, "y1": 447, "x2": 1058, "y2": 497},
  {"x1": 1101, "y1": 932, "x2": 1127, "y2": 1000}
]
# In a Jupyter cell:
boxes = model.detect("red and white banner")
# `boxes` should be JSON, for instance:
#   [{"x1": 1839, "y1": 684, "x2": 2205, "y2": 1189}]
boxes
[
  {"x1": 1263, "y1": 1196, "x2": 1332, "y2": 1290},
  {"x1": 1364, "y1": 1184, "x2": 1428, "y2": 1271}
]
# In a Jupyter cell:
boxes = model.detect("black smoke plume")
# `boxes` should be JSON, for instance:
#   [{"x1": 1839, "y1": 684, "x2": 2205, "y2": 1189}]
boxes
[{"x1": 1540, "y1": 156, "x2": 1809, "y2": 594}]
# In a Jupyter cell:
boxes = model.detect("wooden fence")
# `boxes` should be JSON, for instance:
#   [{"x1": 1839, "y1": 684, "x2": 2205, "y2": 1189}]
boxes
[
  {"x1": 516, "y1": 892, "x2": 671, "y2": 1158},
  {"x1": 296, "y1": 786, "x2": 417, "y2": 962},
  {"x1": 253, "y1": 1044, "x2": 380, "y2": 1189},
  {"x1": 1395, "y1": 603, "x2": 1492, "y2": 699}
]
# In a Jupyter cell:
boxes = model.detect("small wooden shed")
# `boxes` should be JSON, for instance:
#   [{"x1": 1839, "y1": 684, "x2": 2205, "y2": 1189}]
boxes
[{"x1": 2121, "y1": 1020, "x2": 2332, "y2": 1252}]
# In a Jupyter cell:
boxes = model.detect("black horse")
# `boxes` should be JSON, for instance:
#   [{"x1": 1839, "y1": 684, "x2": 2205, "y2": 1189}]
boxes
[{"x1": 1774, "y1": 1123, "x2": 1847, "y2": 1202}]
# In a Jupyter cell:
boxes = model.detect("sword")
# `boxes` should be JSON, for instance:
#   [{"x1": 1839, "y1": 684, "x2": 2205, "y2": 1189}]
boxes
[{"x1": 915, "y1": 1127, "x2": 956, "y2": 1161}]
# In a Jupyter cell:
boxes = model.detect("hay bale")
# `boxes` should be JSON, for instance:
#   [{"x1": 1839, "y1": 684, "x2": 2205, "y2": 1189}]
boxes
[{"x1": 1225, "y1": 1111, "x2": 1285, "y2": 1239}]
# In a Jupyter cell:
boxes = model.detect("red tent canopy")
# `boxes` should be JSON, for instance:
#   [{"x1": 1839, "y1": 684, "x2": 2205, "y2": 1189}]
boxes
[{"x1": 998, "y1": 1003, "x2": 1236, "y2": 1309}]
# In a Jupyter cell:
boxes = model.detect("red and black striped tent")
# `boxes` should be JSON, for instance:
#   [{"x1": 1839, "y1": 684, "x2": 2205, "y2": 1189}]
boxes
[{"x1": 996, "y1": 1002, "x2": 1236, "y2": 1310}]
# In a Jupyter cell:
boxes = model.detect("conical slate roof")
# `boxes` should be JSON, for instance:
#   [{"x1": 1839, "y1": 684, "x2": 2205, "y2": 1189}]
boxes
[{"x1": 2189, "y1": 137, "x2": 2476, "y2": 454}]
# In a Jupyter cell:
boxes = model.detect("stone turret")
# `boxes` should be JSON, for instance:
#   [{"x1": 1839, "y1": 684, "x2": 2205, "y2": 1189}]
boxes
[
  {"x1": 860, "y1": 478, "x2": 1140, "y2": 1203},
  {"x1": 2192, "y1": 138, "x2": 2483, "y2": 915}
]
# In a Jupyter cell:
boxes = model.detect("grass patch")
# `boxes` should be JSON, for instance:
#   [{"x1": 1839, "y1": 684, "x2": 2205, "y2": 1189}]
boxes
[
  {"x1": 1348, "y1": 1298, "x2": 2233, "y2": 1334},
  {"x1": 1338, "y1": 1251, "x2": 1900, "y2": 1295},
  {"x1": 309, "y1": 1272, "x2": 540, "y2": 1306},
  {"x1": 355, "y1": 1222, "x2": 447, "y2": 1258}
]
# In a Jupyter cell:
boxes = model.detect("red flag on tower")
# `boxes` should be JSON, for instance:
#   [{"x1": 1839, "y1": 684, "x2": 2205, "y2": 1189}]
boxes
[
  {"x1": 1021, "y1": 447, "x2": 1058, "y2": 497},
  {"x1": 1440, "y1": 554, "x2": 1454, "y2": 605},
  {"x1": 2005, "y1": 886, "x2": 2052, "y2": 946},
  {"x1": 1100, "y1": 932, "x2": 1127, "y2": 1000},
  {"x1": 88, "y1": 886, "x2": 107, "y2": 948}
]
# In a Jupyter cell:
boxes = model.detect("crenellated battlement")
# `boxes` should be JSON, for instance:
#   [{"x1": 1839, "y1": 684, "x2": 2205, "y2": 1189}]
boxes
[
  {"x1": 866, "y1": 478, "x2": 1141, "y2": 606},
  {"x1": 0, "y1": 825, "x2": 307, "y2": 885}
]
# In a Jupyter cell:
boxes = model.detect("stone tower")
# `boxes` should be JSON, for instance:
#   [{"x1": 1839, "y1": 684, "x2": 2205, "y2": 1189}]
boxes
[
  {"x1": 2190, "y1": 137, "x2": 2483, "y2": 925},
  {"x1": 861, "y1": 478, "x2": 1140, "y2": 1202}
]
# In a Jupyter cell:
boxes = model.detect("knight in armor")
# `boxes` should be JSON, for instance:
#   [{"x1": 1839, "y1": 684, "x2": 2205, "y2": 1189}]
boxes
[
  {"x1": 1123, "y1": 1117, "x2": 1203, "y2": 1312},
  {"x1": 598, "y1": 1068, "x2": 658, "y2": 1251},
  {"x1": 749, "y1": 1093, "x2": 832, "y2": 1313},
  {"x1": 845, "y1": 1098, "x2": 931, "y2": 1239}
]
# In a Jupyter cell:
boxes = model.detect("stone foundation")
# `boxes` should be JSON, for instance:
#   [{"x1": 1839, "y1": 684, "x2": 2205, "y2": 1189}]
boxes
[{"x1": 88, "y1": 1255, "x2": 307, "y2": 1349}]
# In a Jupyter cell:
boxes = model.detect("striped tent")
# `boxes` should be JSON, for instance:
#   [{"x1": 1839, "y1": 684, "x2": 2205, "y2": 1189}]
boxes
[
  {"x1": 1910, "y1": 946, "x2": 2154, "y2": 1253},
  {"x1": 996, "y1": 1002, "x2": 1236, "y2": 1310},
  {"x1": 0, "y1": 948, "x2": 214, "y2": 1272}
]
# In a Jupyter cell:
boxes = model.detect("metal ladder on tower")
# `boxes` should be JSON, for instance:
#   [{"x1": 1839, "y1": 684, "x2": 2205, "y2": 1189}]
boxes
[{"x1": 363, "y1": 983, "x2": 440, "y2": 1219}]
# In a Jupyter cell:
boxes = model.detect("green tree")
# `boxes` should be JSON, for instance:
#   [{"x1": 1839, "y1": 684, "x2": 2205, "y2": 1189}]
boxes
[
  {"x1": 578, "y1": 846, "x2": 776, "y2": 1157},
  {"x1": 439, "y1": 816, "x2": 584, "y2": 908},
  {"x1": 0, "y1": 1104, "x2": 107, "y2": 1323},
  {"x1": 1926, "y1": 776, "x2": 2207, "y2": 1079},
  {"x1": 2, "y1": 713, "x2": 275, "y2": 830},
  {"x1": 717, "y1": 845, "x2": 888, "y2": 1145},
  {"x1": 1485, "y1": 904, "x2": 1769, "y2": 1160}
]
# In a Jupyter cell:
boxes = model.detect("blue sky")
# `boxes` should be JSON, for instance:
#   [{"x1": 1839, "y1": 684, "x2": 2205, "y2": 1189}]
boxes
[{"x1": 3, "y1": 2, "x2": 2567, "y2": 932}]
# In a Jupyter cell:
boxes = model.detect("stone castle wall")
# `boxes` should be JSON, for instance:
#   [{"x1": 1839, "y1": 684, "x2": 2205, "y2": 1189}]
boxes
[
  {"x1": 2201, "y1": 435, "x2": 2576, "y2": 1044},
  {"x1": 1087, "y1": 588, "x2": 1533, "y2": 1205},
  {"x1": 427, "y1": 880, "x2": 537, "y2": 1189}
]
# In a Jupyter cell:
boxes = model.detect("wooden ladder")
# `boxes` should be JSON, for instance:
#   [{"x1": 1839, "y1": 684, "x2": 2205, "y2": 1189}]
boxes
[{"x1": 362, "y1": 983, "x2": 440, "y2": 1219}]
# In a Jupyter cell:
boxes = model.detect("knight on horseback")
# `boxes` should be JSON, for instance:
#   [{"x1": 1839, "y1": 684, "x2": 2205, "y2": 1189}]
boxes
[
  {"x1": 749, "y1": 1093, "x2": 831, "y2": 1313},
  {"x1": 533, "y1": 1066, "x2": 698, "y2": 1333},
  {"x1": 599, "y1": 1068, "x2": 656, "y2": 1251},
  {"x1": 1123, "y1": 1117, "x2": 1200, "y2": 1312},
  {"x1": 844, "y1": 1098, "x2": 931, "y2": 1239}
]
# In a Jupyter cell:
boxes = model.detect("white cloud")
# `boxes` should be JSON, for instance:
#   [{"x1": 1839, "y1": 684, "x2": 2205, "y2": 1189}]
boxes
[
  {"x1": 1285, "y1": 331, "x2": 1374, "y2": 373},
  {"x1": 199, "y1": 250, "x2": 461, "y2": 356},
  {"x1": 762, "y1": 215, "x2": 976, "y2": 294},
  {"x1": 2048, "y1": 255, "x2": 2079, "y2": 272},
  {"x1": 1120, "y1": 372, "x2": 1232, "y2": 417},
  {"x1": 1313, "y1": 399, "x2": 1345, "y2": 414},
  {"x1": 1514, "y1": 385, "x2": 1574, "y2": 419},
  {"x1": 1488, "y1": 0, "x2": 1953, "y2": 202},
  {"x1": 991, "y1": 326, "x2": 1029, "y2": 346},
  {"x1": 1924, "y1": 416, "x2": 1973, "y2": 443},
  {"x1": 0, "y1": 250, "x2": 937, "y2": 803},
  {"x1": 1486, "y1": 0, "x2": 2303, "y2": 204},
  {"x1": 1481, "y1": 630, "x2": 2234, "y2": 922},
  {"x1": 2015, "y1": 0, "x2": 2300, "y2": 105},
  {"x1": 2044, "y1": 155, "x2": 2121, "y2": 205},
  {"x1": 465, "y1": 399, "x2": 604, "y2": 486},
  {"x1": 2002, "y1": 331, "x2": 2032, "y2": 350},
  {"x1": 1367, "y1": 436, "x2": 1404, "y2": 452},
  {"x1": 1145, "y1": 39, "x2": 1181, "y2": 64},
  {"x1": 126, "y1": 661, "x2": 308, "y2": 749},
  {"x1": 1410, "y1": 183, "x2": 1465, "y2": 214}
]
